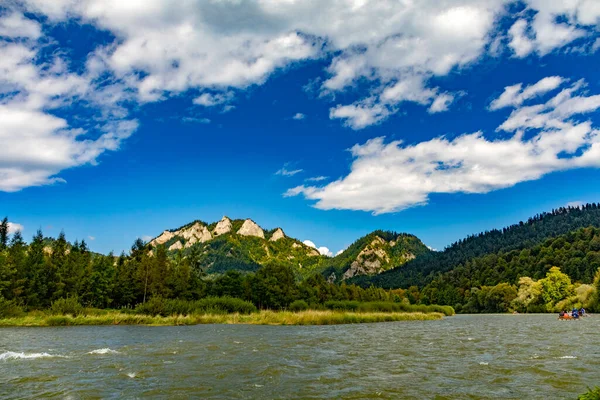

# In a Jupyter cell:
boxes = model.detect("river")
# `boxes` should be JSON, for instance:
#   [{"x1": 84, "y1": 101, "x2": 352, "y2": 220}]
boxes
[{"x1": 1, "y1": 315, "x2": 598, "y2": 399}]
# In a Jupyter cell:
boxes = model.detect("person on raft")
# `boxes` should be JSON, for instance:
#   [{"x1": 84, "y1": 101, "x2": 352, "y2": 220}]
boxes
[{"x1": 572, "y1": 308, "x2": 579, "y2": 319}]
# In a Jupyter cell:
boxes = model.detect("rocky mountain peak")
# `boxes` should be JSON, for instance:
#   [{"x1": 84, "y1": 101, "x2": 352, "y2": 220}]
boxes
[
  {"x1": 213, "y1": 216, "x2": 232, "y2": 236},
  {"x1": 269, "y1": 228, "x2": 285, "y2": 241},
  {"x1": 237, "y1": 219, "x2": 265, "y2": 238}
]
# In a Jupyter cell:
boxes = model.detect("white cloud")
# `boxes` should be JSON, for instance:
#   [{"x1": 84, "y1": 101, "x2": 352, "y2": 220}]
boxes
[
  {"x1": 0, "y1": 11, "x2": 138, "y2": 192},
  {"x1": 330, "y1": 98, "x2": 390, "y2": 130},
  {"x1": 275, "y1": 165, "x2": 303, "y2": 177},
  {"x1": 292, "y1": 113, "x2": 305, "y2": 120},
  {"x1": 2, "y1": 1, "x2": 600, "y2": 191},
  {"x1": 490, "y1": 76, "x2": 564, "y2": 110},
  {"x1": 193, "y1": 92, "x2": 234, "y2": 107},
  {"x1": 302, "y1": 240, "x2": 333, "y2": 257},
  {"x1": 7, "y1": 222, "x2": 24, "y2": 234},
  {"x1": 88, "y1": 235, "x2": 96, "y2": 241},
  {"x1": 566, "y1": 201, "x2": 584, "y2": 208},
  {"x1": 428, "y1": 93, "x2": 456, "y2": 114},
  {"x1": 141, "y1": 235, "x2": 153, "y2": 242},
  {"x1": 335, "y1": 249, "x2": 345, "y2": 256},
  {"x1": 508, "y1": 1, "x2": 600, "y2": 58},
  {"x1": 18, "y1": 0, "x2": 508, "y2": 130},
  {"x1": 0, "y1": 11, "x2": 41, "y2": 39},
  {"x1": 287, "y1": 78, "x2": 600, "y2": 214},
  {"x1": 305, "y1": 176, "x2": 328, "y2": 182}
]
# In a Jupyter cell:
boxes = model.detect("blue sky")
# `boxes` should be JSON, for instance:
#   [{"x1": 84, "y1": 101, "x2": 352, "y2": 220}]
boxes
[{"x1": 2, "y1": 1, "x2": 600, "y2": 256}]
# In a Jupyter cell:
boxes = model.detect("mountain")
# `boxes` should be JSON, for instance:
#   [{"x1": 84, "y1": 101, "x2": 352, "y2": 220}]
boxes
[
  {"x1": 420, "y1": 225, "x2": 600, "y2": 308},
  {"x1": 147, "y1": 218, "x2": 430, "y2": 280},
  {"x1": 147, "y1": 216, "x2": 327, "y2": 276},
  {"x1": 321, "y1": 230, "x2": 430, "y2": 281},
  {"x1": 352, "y1": 203, "x2": 600, "y2": 289}
]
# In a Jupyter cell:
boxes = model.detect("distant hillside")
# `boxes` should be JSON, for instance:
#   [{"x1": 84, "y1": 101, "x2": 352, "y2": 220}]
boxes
[
  {"x1": 147, "y1": 218, "x2": 431, "y2": 280},
  {"x1": 420, "y1": 225, "x2": 600, "y2": 307},
  {"x1": 147, "y1": 216, "x2": 328, "y2": 276},
  {"x1": 352, "y1": 203, "x2": 600, "y2": 289},
  {"x1": 322, "y1": 230, "x2": 430, "y2": 282}
]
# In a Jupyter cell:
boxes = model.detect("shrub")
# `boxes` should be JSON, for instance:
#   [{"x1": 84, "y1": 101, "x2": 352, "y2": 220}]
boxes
[
  {"x1": 195, "y1": 297, "x2": 257, "y2": 315},
  {"x1": 51, "y1": 297, "x2": 83, "y2": 316},
  {"x1": 136, "y1": 296, "x2": 257, "y2": 316},
  {"x1": 289, "y1": 300, "x2": 309, "y2": 312},
  {"x1": 579, "y1": 386, "x2": 600, "y2": 400},
  {"x1": 0, "y1": 297, "x2": 24, "y2": 318},
  {"x1": 323, "y1": 300, "x2": 454, "y2": 316}
]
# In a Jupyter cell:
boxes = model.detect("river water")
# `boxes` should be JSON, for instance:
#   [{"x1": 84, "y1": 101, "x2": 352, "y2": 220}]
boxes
[{"x1": 1, "y1": 315, "x2": 598, "y2": 399}]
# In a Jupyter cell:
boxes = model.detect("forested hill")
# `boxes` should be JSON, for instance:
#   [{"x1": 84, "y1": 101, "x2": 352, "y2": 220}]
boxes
[
  {"x1": 352, "y1": 203, "x2": 600, "y2": 289},
  {"x1": 322, "y1": 230, "x2": 430, "y2": 281},
  {"x1": 420, "y1": 226, "x2": 600, "y2": 308}
]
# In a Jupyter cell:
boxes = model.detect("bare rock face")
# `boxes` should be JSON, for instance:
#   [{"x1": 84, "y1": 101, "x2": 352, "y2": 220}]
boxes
[
  {"x1": 269, "y1": 228, "x2": 285, "y2": 241},
  {"x1": 342, "y1": 236, "x2": 391, "y2": 280},
  {"x1": 237, "y1": 219, "x2": 265, "y2": 238},
  {"x1": 169, "y1": 241, "x2": 183, "y2": 251},
  {"x1": 179, "y1": 222, "x2": 212, "y2": 248},
  {"x1": 152, "y1": 230, "x2": 175, "y2": 246},
  {"x1": 213, "y1": 216, "x2": 232, "y2": 236}
]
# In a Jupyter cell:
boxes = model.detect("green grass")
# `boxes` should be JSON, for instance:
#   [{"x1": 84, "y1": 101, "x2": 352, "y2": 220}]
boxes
[
  {"x1": 323, "y1": 300, "x2": 455, "y2": 316},
  {"x1": 0, "y1": 310, "x2": 444, "y2": 327}
]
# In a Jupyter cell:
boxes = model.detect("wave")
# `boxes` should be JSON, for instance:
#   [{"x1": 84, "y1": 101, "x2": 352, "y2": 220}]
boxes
[
  {"x1": 558, "y1": 355, "x2": 577, "y2": 359},
  {"x1": 88, "y1": 348, "x2": 119, "y2": 355},
  {"x1": 0, "y1": 351, "x2": 63, "y2": 361}
]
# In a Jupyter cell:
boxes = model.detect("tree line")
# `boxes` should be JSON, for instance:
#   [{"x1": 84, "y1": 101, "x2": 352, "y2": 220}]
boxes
[
  {"x1": 0, "y1": 219, "x2": 404, "y2": 311},
  {"x1": 419, "y1": 226, "x2": 600, "y2": 313},
  {"x1": 354, "y1": 203, "x2": 600, "y2": 289}
]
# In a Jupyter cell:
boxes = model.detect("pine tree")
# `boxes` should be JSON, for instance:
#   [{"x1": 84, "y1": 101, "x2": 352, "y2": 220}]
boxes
[{"x1": 0, "y1": 217, "x2": 9, "y2": 250}]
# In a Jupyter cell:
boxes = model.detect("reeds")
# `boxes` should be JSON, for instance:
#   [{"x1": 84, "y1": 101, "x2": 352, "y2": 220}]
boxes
[{"x1": 0, "y1": 310, "x2": 443, "y2": 327}]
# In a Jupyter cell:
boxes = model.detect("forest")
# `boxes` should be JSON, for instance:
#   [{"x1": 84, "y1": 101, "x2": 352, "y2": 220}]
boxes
[
  {"x1": 354, "y1": 204, "x2": 600, "y2": 289},
  {"x1": 0, "y1": 219, "x2": 415, "y2": 316},
  {"x1": 2, "y1": 204, "x2": 600, "y2": 316}
]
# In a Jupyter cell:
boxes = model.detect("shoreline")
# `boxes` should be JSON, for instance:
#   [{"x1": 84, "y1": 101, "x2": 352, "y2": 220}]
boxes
[{"x1": 0, "y1": 310, "x2": 444, "y2": 327}]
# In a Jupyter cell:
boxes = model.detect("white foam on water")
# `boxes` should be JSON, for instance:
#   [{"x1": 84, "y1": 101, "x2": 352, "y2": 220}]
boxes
[
  {"x1": 88, "y1": 348, "x2": 119, "y2": 355},
  {"x1": 126, "y1": 372, "x2": 137, "y2": 378},
  {"x1": 558, "y1": 356, "x2": 577, "y2": 359},
  {"x1": 0, "y1": 351, "x2": 63, "y2": 361},
  {"x1": 479, "y1": 362, "x2": 489, "y2": 365},
  {"x1": 254, "y1": 384, "x2": 264, "y2": 388},
  {"x1": 467, "y1": 338, "x2": 474, "y2": 341},
  {"x1": 234, "y1": 341, "x2": 242, "y2": 344}
]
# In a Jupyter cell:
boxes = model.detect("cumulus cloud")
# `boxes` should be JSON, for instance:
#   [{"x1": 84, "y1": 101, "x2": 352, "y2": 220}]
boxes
[
  {"x1": 193, "y1": 92, "x2": 234, "y2": 107},
  {"x1": 490, "y1": 76, "x2": 564, "y2": 110},
  {"x1": 0, "y1": 9, "x2": 138, "y2": 192},
  {"x1": 428, "y1": 93, "x2": 456, "y2": 114},
  {"x1": 292, "y1": 113, "x2": 306, "y2": 120},
  {"x1": 3, "y1": 1, "x2": 600, "y2": 191},
  {"x1": 508, "y1": 1, "x2": 600, "y2": 58},
  {"x1": 7, "y1": 222, "x2": 24, "y2": 234},
  {"x1": 287, "y1": 77, "x2": 600, "y2": 214},
  {"x1": 302, "y1": 240, "x2": 333, "y2": 257}
]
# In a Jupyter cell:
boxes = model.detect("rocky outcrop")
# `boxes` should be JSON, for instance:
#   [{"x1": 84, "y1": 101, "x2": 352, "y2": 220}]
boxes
[
  {"x1": 213, "y1": 216, "x2": 232, "y2": 236},
  {"x1": 151, "y1": 230, "x2": 175, "y2": 246},
  {"x1": 180, "y1": 223, "x2": 212, "y2": 248},
  {"x1": 269, "y1": 228, "x2": 285, "y2": 241},
  {"x1": 342, "y1": 237, "x2": 391, "y2": 280},
  {"x1": 237, "y1": 219, "x2": 265, "y2": 238},
  {"x1": 169, "y1": 241, "x2": 183, "y2": 251}
]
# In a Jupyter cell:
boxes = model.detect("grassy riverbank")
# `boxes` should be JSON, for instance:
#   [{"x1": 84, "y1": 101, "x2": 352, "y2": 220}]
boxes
[{"x1": 0, "y1": 310, "x2": 444, "y2": 327}]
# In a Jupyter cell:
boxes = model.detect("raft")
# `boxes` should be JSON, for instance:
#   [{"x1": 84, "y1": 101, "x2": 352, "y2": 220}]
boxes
[{"x1": 558, "y1": 315, "x2": 580, "y2": 321}]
